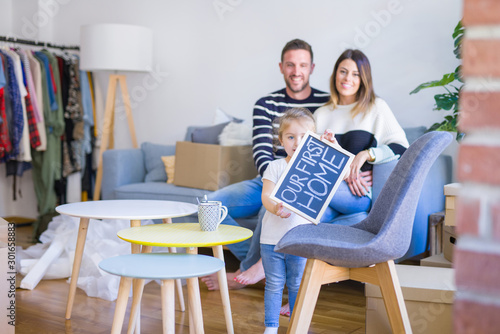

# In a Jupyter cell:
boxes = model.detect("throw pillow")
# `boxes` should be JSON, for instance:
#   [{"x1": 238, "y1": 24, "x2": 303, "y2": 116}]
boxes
[
  {"x1": 141, "y1": 142, "x2": 176, "y2": 182},
  {"x1": 219, "y1": 121, "x2": 252, "y2": 146},
  {"x1": 161, "y1": 156, "x2": 175, "y2": 184},
  {"x1": 191, "y1": 121, "x2": 230, "y2": 144}
]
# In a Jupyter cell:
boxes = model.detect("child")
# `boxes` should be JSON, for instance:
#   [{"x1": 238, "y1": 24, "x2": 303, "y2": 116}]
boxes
[{"x1": 260, "y1": 108, "x2": 337, "y2": 334}]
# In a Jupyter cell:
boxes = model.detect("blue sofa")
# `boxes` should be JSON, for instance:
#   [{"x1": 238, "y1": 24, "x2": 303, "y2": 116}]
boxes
[{"x1": 101, "y1": 126, "x2": 452, "y2": 261}]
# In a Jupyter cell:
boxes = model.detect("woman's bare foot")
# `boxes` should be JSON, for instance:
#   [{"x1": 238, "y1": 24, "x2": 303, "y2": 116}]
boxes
[
  {"x1": 280, "y1": 303, "x2": 290, "y2": 317},
  {"x1": 200, "y1": 270, "x2": 246, "y2": 290},
  {"x1": 234, "y1": 259, "x2": 265, "y2": 285}
]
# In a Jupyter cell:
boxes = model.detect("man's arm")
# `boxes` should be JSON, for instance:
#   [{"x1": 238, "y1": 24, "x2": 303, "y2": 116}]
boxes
[{"x1": 252, "y1": 102, "x2": 275, "y2": 177}]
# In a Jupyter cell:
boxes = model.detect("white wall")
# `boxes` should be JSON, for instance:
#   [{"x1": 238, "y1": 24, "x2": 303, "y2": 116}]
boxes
[{"x1": 0, "y1": 0, "x2": 462, "y2": 217}]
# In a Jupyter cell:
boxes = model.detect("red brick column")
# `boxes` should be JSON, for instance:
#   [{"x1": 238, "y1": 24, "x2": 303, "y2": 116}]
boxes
[{"x1": 455, "y1": 0, "x2": 500, "y2": 332}]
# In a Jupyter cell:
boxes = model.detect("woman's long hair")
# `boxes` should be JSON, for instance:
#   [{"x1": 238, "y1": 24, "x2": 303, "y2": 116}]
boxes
[{"x1": 327, "y1": 49, "x2": 376, "y2": 118}]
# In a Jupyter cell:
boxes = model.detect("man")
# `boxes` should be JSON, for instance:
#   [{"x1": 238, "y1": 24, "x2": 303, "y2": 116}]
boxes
[{"x1": 202, "y1": 39, "x2": 329, "y2": 290}]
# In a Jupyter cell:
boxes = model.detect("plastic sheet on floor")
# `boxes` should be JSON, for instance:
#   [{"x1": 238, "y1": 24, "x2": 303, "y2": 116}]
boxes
[{"x1": 16, "y1": 214, "x2": 154, "y2": 301}]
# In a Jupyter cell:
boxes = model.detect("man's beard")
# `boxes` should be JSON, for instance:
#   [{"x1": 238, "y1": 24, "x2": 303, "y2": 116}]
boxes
[{"x1": 286, "y1": 77, "x2": 309, "y2": 94}]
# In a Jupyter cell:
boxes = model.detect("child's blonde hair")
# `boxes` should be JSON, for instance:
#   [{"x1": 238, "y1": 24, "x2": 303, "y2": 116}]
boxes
[{"x1": 273, "y1": 108, "x2": 316, "y2": 150}]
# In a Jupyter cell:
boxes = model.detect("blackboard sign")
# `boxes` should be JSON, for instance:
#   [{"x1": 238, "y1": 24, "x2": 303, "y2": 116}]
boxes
[{"x1": 270, "y1": 131, "x2": 354, "y2": 224}]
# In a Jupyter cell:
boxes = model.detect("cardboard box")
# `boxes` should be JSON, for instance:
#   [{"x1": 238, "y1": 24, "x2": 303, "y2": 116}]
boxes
[
  {"x1": 443, "y1": 225, "x2": 456, "y2": 262},
  {"x1": 365, "y1": 265, "x2": 455, "y2": 334},
  {"x1": 174, "y1": 141, "x2": 258, "y2": 191},
  {"x1": 421, "y1": 253, "x2": 453, "y2": 268},
  {"x1": 444, "y1": 183, "x2": 461, "y2": 226}
]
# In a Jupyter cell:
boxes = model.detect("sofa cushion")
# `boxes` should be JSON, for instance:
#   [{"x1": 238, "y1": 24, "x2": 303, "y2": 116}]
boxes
[
  {"x1": 141, "y1": 142, "x2": 176, "y2": 182},
  {"x1": 113, "y1": 182, "x2": 213, "y2": 204},
  {"x1": 191, "y1": 122, "x2": 230, "y2": 144},
  {"x1": 405, "y1": 126, "x2": 426, "y2": 144}
]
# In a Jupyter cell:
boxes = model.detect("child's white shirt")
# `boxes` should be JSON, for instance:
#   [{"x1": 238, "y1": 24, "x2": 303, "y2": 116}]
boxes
[{"x1": 260, "y1": 158, "x2": 313, "y2": 245}]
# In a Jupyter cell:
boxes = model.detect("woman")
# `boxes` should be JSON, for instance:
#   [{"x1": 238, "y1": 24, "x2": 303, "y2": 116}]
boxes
[{"x1": 315, "y1": 48, "x2": 409, "y2": 222}]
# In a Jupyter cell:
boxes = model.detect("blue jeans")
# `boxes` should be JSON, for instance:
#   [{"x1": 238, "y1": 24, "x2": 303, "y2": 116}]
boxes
[
  {"x1": 261, "y1": 243, "x2": 307, "y2": 328},
  {"x1": 207, "y1": 176, "x2": 263, "y2": 262},
  {"x1": 321, "y1": 180, "x2": 372, "y2": 222},
  {"x1": 241, "y1": 181, "x2": 371, "y2": 271}
]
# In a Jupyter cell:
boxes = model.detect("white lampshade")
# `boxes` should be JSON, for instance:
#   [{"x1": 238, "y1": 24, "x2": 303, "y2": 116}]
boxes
[{"x1": 80, "y1": 23, "x2": 153, "y2": 72}]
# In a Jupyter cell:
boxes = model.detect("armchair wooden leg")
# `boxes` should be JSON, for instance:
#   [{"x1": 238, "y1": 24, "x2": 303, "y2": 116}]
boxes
[
  {"x1": 375, "y1": 261, "x2": 412, "y2": 334},
  {"x1": 287, "y1": 259, "x2": 327, "y2": 334}
]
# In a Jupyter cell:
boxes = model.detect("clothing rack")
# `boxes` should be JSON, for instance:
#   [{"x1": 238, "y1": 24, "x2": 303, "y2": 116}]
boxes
[{"x1": 0, "y1": 35, "x2": 79, "y2": 50}]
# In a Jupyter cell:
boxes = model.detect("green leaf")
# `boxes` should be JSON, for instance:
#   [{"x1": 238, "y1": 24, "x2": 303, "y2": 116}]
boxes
[
  {"x1": 410, "y1": 73, "x2": 456, "y2": 94},
  {"x1": 434, "y1": 93, "x2": 458, "y2": 110},
  {"x1": 453, "y1": 35, "x2": 463, "y2": 59},
  {"x1": 454, "y1": 66, "x2": 463, "y2": 83},
  {"x1": 428, "y1": 122, "x2": 443, "y2": 132},
  {"x1": 452, "y1": 21, "x2": 464, "y2": 39},
  {"x1": 453, "y1": 21, "x2": 464, "y2": 59}
]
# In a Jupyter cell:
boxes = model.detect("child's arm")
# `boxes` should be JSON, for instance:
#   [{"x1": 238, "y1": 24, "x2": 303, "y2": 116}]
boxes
[{"x1": 262, "y1": 179, "x2": 291, "y2": 218}]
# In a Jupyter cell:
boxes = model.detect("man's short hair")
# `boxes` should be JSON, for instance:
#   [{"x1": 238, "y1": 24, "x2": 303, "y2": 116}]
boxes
[{"x1": 281, "y1": 39, "x2": 313, "y2": 63}]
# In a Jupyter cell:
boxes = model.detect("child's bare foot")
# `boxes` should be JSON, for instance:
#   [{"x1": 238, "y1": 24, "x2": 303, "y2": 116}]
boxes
[
  {"x1": 200, "y1": 270, "x2": 246, "y2": 290},
  {"x1": 234, "y1": 259, "x2": 265, "y2": 285},
  {"x1": 280, "y1": 303, "x2": 290, "y2": 317}
]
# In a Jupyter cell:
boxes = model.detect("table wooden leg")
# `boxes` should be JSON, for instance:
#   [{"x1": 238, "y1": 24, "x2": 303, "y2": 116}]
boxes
[
  {"x1": 163, "y1": 218, "x2": 186, "y2": 312},
  {"x1": 65, "y1": 217, "x2": 90, "y2": 320},
  {"x1": 212, "y1": 245, "x2": 234, "y2": 334},
  {"x1": 111, "y1": 277, "x2": 133, "y2": 334},
  {"x1": 187, "y1": 276, "x2": 204, "y2": 334},
  {"x1": 141, "y1": 246, "x2": 153, "y2": 254},
  {"x1": 185, "y1": 247, "x2": 202, "y2": 334},
  {"x1": 161, "y1": 280, "x2": 176, "y2": 334},
  {"x1": 127, "y1": 278, "x2": 145, "y2": 334},
  {"x1": 130, "y1": 219, "x2": 142, "y2": 334},
  {"x1": 130, "y1": 219, "x2": 142, "y2": 254}
]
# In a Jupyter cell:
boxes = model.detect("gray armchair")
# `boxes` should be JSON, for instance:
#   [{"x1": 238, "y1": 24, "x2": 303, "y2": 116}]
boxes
[{"x1": 275, "y1": 131, "x2": 453, "y2": 333}]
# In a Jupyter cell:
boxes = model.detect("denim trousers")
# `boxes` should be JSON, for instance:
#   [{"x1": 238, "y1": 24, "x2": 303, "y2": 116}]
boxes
[
  {"x1": 207, "y1": 176, "x2": 263, "y2": 262},
  {"x1": 261, "y1": 243, "x2": 307, "y2": 328}
]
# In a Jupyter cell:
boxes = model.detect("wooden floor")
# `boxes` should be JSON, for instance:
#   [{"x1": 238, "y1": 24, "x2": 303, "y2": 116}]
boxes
[{"x1": 15, "y1": 224, "x2": 367, "y2": 334}]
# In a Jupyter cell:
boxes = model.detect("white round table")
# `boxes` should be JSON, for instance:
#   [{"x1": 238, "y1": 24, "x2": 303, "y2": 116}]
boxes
[{"x1": 56, "y1": 200, "x2": 197, "y2": 321}]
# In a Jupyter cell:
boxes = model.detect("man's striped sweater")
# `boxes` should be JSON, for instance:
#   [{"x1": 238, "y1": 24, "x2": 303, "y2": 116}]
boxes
[{"x1": 252, "y1": 88, "x2": 330, "y2": 176}]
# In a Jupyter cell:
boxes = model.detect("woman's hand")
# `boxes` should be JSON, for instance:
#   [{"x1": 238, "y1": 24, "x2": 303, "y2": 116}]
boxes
[
  {"x1": 320, "y1": 129, "x2": 338, "y2": 146},
  {"x1": 274, "y1": 202, "x2": 291, "y2": 218},
  {"x1": 346, "y1": 150, "x2": 373, "y2": 197}
]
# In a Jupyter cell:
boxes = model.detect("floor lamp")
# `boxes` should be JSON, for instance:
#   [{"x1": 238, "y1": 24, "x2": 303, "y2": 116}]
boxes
[{"x1": 80, "y1": 24, "x2": 153, "y2": 201}]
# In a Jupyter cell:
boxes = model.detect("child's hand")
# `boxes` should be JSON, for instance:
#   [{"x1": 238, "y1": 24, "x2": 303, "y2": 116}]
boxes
[
  {"x1": 320, "y1": 129, "x2": 338, "y2": 145},
  {"x1": 274, "y1": 202, "x2": 291, "y2": 218}
]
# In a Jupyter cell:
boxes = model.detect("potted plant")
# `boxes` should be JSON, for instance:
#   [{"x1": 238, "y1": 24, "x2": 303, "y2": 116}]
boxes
[{"x1": 410, "y1": 21, "x2": 465, "y2": 141}]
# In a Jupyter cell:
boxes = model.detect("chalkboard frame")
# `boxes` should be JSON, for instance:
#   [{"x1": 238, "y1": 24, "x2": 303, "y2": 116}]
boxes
[{"x1": 270, "y1": 131, "x2": 354, "y2": 224}]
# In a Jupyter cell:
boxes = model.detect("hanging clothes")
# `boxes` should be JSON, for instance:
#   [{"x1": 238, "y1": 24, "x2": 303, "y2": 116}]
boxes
[
  {"x1": 0, "y1": 39, "x2": 95, "y2": 240},
  {"x1": 27, "y1": 51, "x2": 47, "y2": 151},
  {"x1": 0, "y1": 50, "x2": 24, "y2": 162},
  {"x1": 2, "y1": 48, "x2": 31, "y2": 163},
  {"x1": 17, "y1": 49, "x2": 41, "y2": 150},
  {"x1": 0, "y1": 54, "x2": 12, "y2": 160}
]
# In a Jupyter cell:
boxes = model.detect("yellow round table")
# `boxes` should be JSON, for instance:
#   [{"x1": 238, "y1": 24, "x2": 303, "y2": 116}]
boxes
[{"x1": 117, "y1": 223, "x2": 253, "y2": 334}]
